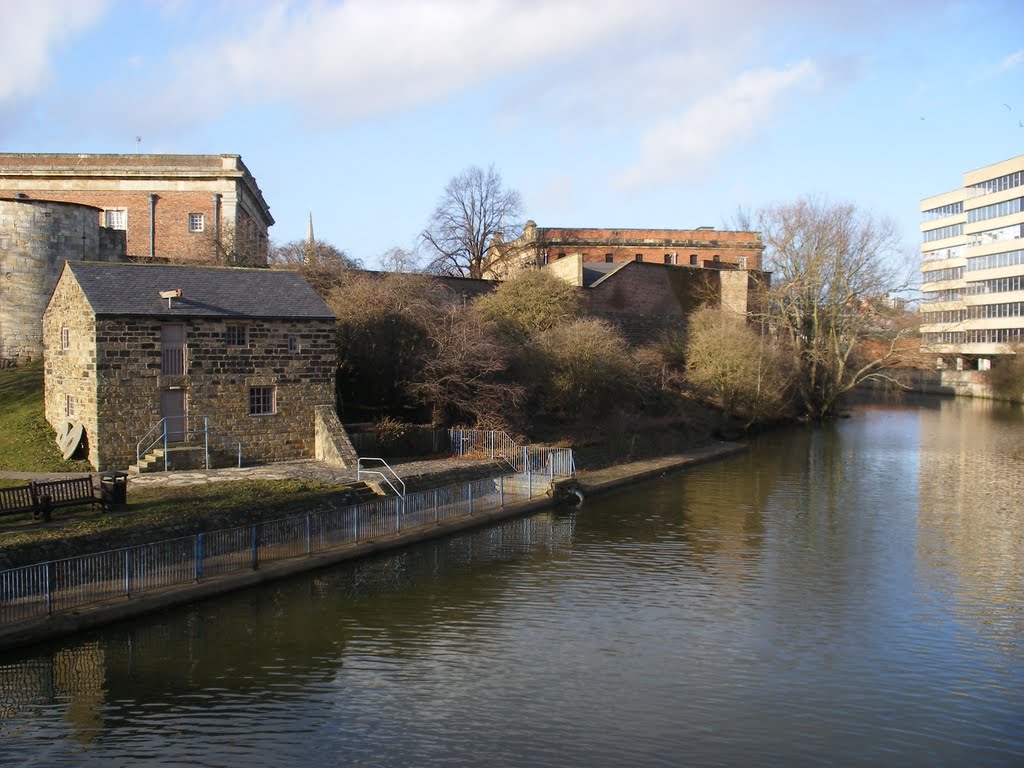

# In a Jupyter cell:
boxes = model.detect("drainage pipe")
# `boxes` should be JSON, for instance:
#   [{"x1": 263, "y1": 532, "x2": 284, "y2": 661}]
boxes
[{"x1": 148, "y1": 193, "x2": 157, "y2": 259}]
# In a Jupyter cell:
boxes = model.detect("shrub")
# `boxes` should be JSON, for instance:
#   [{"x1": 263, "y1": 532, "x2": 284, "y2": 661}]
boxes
[
  {"x1": 327, "y1": 272, "x2": 446, "y2": 416},
  {"x1": 684, "y1": 306, "x2": 793, "y2": 426},
  {"x1": 525, "y1": 318, "x2": 638, "y2": 420},
  {"x1": 986, "y1": 347, "x2": 1024, "y2": 401},
  {"x1": 474, "y1": 269, "x2": 582, "y2": 342}
]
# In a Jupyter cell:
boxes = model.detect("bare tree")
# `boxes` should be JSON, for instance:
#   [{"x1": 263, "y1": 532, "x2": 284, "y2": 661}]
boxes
[
  {"x1": 410, "y1": 307, "x2": 524, "y2": 427},
  {"x1": 379, "y1": 246, "x2": 421, "y2": 273},
  {"x1": 757, "y1": 197, "x2": 917, "y2": 419},
  {"x1": 269, "y1": 238, "x2": 362, "y2": 298},
  {"x1": 421, "y1": 164, "x2": 523, "y2": 279}
]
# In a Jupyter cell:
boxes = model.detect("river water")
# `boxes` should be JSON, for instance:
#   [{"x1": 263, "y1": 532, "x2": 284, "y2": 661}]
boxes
[{"x1": 1, "y1": 397, "x2": 1023, "y2": 767}]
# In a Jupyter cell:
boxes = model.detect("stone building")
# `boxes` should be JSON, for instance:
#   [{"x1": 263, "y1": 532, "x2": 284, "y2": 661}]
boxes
[
  {"x1": 0, "y1": 197, "x2": 125, "y2": 365},
  {"x1": 43, "y1": 262, "x2": 336, "y2": 471},
  {"x1": 488, "y1": 221, "x2": 764, "y2": 278},
  {"x1": 0, "y1": 153, "x2": 273, "y2": 265}
]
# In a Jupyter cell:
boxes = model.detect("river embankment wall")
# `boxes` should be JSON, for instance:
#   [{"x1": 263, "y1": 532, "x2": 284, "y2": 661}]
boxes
[{"x1": 0, "y1": 442, "x2": 745, "y2": 653}]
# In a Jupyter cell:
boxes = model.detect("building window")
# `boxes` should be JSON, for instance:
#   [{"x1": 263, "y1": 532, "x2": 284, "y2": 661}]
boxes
[
  {"x1": 664, "y1": 254, "x2": 672, "y2": 264},
  {"x1": 188, "y1": 213, "x2": 205, "y2": 233},
  {"x1": 249, "y1": 386, "x2": 276, "y2": 416},
  {"x1": 288, "y1": 336, "x2": 300, "y2": 353},
  {"x1": 634, "y1": 254, "x2": 643, "y2": 262},
  {"x1": 61, "y1": 326, "x2": 69, "y2": 351},
  {"x1": 713, "y1": 255, "x2": 720, "y2": 262},
  {"x1": 65, "y1": 395, "x2": 76, "y2": 419},
  {"x1": 690, "y1": 254, "x2": 698, "y2": 265},
  {"x1": 226, "y1": 323, "x2": 248, "y2": 348},
  {"x1": 103, "y1": 208, "x2": 127, "y2": 230},
  {"x1": 605, "y1": 254, "x2": 613, "y2": 263}
]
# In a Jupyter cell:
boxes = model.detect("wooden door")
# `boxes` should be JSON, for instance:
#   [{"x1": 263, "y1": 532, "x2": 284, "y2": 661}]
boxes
[{"x1": 161, "y1": 390, "x2": 186, "y2": 442}]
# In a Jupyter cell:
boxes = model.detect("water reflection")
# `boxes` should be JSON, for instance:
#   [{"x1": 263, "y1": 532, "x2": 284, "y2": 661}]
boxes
[
  {"x1": 1, "y1": 513, "x2": 575, "y2": 754},
  {"x1": 1, "y1": 401, "x2": 1023, "y2": 767}
]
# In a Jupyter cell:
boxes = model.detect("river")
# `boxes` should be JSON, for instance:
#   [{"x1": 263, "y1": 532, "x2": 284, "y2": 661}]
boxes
[{"x1": 1, "y1": 397, "x2": 1022, "y2": 767}]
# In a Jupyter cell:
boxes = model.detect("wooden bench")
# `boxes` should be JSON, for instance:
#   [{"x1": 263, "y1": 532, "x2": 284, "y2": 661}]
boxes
[
  {"x1": 0, "y1": 484, "x2": 37, "y2": 517},
  {"x1": 0, "y1": 476, "x2": 104, "y2": 520}
]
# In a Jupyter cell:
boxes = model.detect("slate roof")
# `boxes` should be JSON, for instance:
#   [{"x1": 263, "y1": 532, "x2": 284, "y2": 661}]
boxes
[
  {"x1": 581, "y1": 261, "x2": 630, "y2": 288},
  {"x1": 66, "y1": 262, "x2": 334, "y2": 319}
]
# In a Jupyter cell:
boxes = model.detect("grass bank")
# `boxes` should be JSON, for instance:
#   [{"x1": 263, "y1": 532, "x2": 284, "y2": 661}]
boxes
[{"x1": 0, "y1": 365, "x2": 91, "y2": 473}]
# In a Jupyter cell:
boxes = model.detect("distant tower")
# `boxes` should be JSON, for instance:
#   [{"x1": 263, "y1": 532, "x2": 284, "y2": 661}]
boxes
[{"x1": 305, "y1": 211, "x2": 315, "y2": 263}]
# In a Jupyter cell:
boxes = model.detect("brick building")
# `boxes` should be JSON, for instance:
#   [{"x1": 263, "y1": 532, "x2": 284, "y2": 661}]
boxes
[
  {"x1": 0, "y1": 154, "x2": 273, "y2": 265},
  {"x1": 43, "y1": 262, "x2": 335, "y2": 471},
  {"x1": 545, "y1": 255, "x2": 766, "y2": 344},
  {"x1": 488, "y1": 221, "x2": 763, "y2": 278}
]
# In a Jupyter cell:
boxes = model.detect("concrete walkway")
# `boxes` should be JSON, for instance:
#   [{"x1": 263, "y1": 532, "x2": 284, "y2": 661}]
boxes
[{"x1": 0, "y1": 456, "x2": 503, "y2": 488}]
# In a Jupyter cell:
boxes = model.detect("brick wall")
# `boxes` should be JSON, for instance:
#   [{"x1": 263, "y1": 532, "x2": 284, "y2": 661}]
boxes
[
  {"x1": 9, "y1": 190, "x2": 225, "y2": 262},
  {"x1": 586, "y1": 262, "x2": 718, "y2": 318},
  {"x1": 536, "y1": 226, "x2": 762, "y2": 270},
  {"x1": 0, "y1": 154, "x2": 272, "y2": 265}
]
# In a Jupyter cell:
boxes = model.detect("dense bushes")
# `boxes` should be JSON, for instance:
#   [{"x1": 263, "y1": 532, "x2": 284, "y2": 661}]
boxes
[
  {"x1": 684, "y1": 307, "x2": 793, "y2": 425},
  {"x1": 327, "y1": 269, "x2": 689, "y2": 432}
]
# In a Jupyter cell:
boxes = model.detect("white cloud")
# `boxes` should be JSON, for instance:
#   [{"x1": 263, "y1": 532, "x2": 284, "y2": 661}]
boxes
[
  {"x1": 998, "y1": 50, "x2": 1024, "y2": 73},
  {"x1": 615, "y1": 59, "x2": 823, "y2": 190},
  {"x1": 0, "y1": 0, "x2": 107, "y2": 104},
  {"x1": 143, "y1": 0, "x2": 675, "y2": 130}
]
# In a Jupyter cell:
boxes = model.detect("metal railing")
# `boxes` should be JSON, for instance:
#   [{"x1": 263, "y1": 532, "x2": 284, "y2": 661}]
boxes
[
  {"x1": 204, "y1": 418, "x2": 243, "y2": 470},
  {"x1": 0, "y1": 470, "x2": 559, "y2": 627},
  {"x1": 449, "y1": 428, "x2": 520, "y2": 465},
  {"x1": 135, "y1": 416, "x2": 242, "y2": 473},
  {"x1": 356, "y1": 457, "x2": 406, "y2": 497},
  {"x1": 448, "y1": 429, "x2": 574, "y2": 478}
]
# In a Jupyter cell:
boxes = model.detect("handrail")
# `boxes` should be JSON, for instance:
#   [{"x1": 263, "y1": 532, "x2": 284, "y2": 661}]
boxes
[
  {"x1": 136, "y1": 418, "x2": 168, "y2": 474},
  {"x1": 204, "y1": 417, "x2": 243, "y2": 469},
  {"x1": 357, "y1": 457, "x2": 406, "y2": 498},
  {"x1": 135, "y1": 415, "x2": 241, "y2": 472}
]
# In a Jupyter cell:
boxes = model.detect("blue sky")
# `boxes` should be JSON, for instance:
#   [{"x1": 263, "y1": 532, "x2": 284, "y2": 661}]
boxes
[{"x1": 1, "y1": 0, "x2": 1021, "y2": 269}]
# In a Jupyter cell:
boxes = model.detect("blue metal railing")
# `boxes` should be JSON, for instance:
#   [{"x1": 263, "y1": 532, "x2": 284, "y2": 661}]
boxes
[{"x1": 0, "y1": 470, "x2": 566, "y2": 627}]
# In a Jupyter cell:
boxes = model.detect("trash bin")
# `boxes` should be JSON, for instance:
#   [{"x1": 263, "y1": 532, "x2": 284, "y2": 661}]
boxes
[{"x1": 100, "y1": 470, "x2": 129, "y2": 508}]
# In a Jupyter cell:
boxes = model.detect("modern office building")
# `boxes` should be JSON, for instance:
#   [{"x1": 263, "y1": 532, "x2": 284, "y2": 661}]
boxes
[{"x1": 920, "y1": 155, "x2": 1024, "y2": 368}]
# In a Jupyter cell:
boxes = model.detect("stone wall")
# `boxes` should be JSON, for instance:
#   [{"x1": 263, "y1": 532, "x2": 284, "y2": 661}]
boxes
[
  {"x1": 42, "y1": 269, "x2": 99, "y2": 465},
  {"x1": 43, "y1": 272, "x2": 336, "y2": 470},
  {"x1": 1, "y1": 199, "x2": 124, "y2": 365},
  {"x1": 93, "y1": 316, "x2": 337, "y2": 470}
]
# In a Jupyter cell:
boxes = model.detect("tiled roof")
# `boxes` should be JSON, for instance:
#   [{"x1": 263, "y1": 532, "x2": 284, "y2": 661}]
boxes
[{"x1": 66, "y1": 262, "x2": 334, "y2": 319}]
